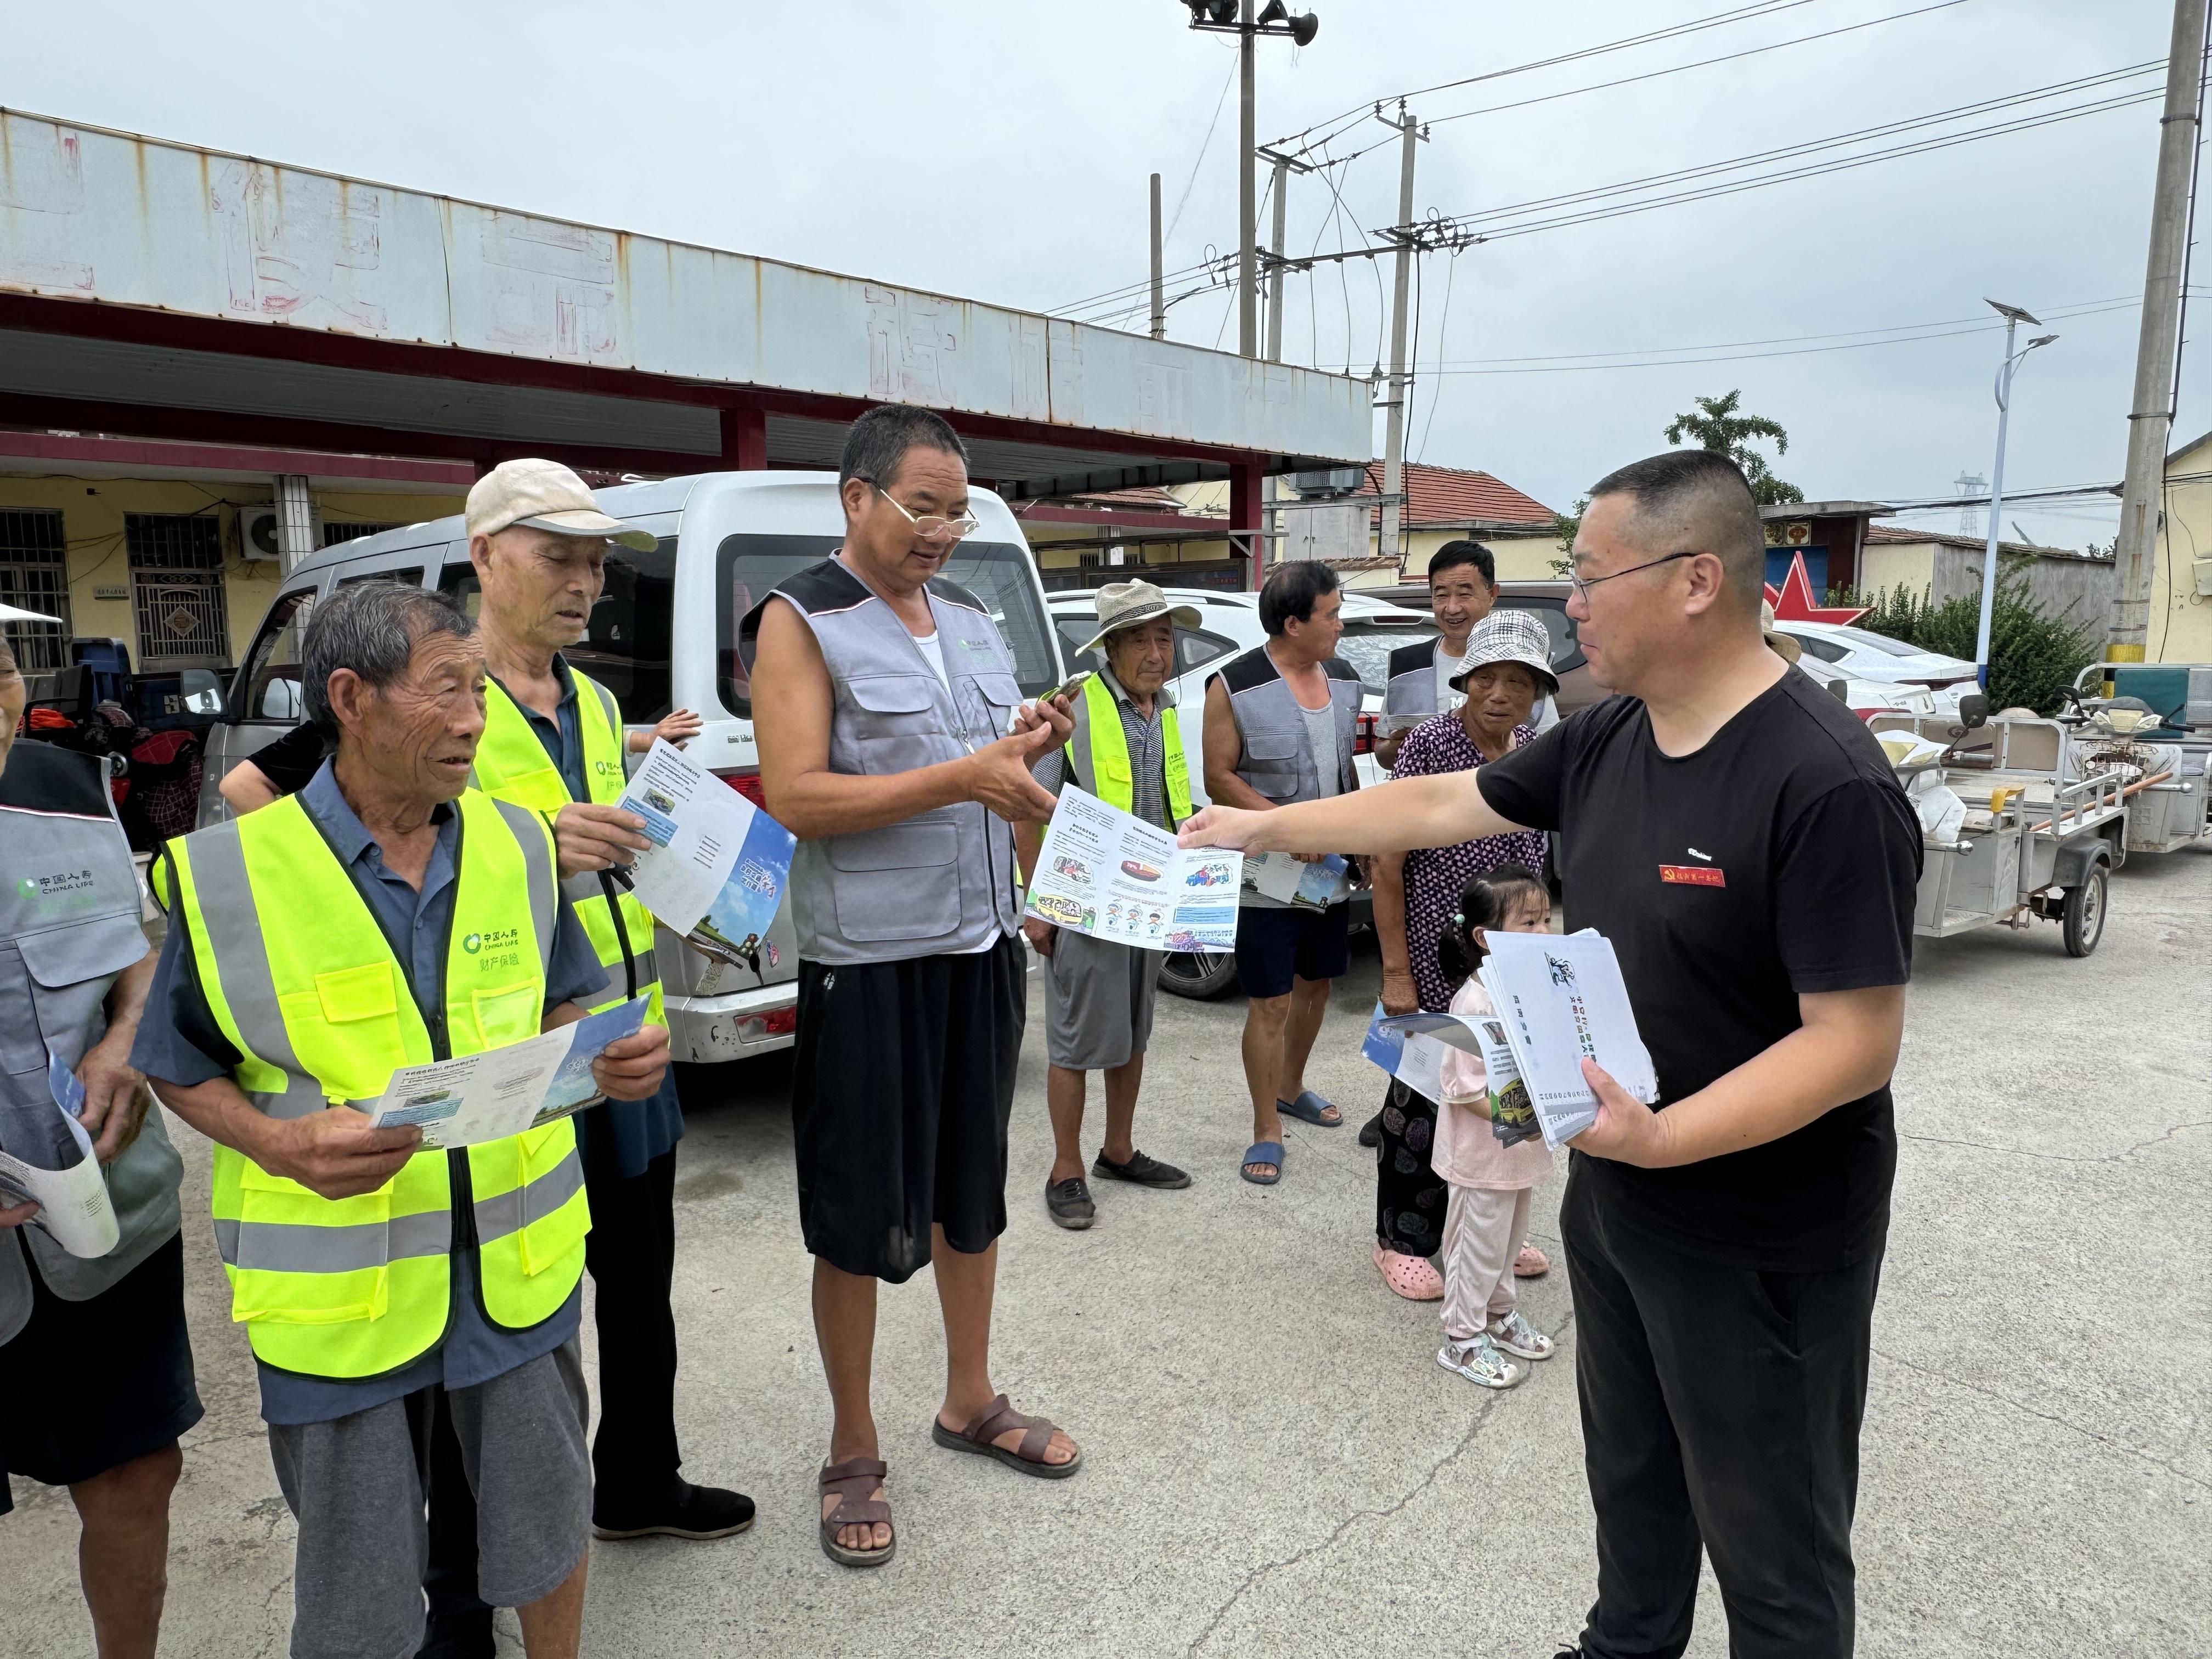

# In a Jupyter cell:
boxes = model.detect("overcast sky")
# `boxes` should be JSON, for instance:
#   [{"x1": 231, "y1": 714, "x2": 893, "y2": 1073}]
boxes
[{"x1": 9, "y1": 0, "x2": 2197, "y2": 550}]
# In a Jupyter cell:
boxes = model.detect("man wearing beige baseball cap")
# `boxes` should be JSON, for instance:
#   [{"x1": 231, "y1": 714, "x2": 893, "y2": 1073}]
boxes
[
  {"x1": 1017, "y1": 580, "x2": 1201, "y2": 1229},
  {"x1": 423, "y1": 460, "x2": 746, "y2": 1653}
]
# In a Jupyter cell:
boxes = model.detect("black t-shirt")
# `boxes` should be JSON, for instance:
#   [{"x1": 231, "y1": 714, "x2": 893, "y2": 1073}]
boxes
[
  {"x1": 1476, "y1": 671, "x2": 1921, "y2": 1272},
  {"x1": 244, "y1": 723, "x2": 329, "y2": 798}
]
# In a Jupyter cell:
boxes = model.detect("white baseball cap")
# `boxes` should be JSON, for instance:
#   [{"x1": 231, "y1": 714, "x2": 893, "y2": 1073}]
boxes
[{"x1": 465, "y1": 458, "x2": 656, "y2": 552}]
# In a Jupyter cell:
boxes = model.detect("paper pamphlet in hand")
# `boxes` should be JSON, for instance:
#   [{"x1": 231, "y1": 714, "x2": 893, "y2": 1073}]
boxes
[
  {"x1": 1244, "y1": 850, "x2": 1350, "y2": 910},
  {"x1": 360, "y1": 996, "x2": 649, "y2": 1149},
  {"x1": 1475, "y1": 930, "x2": 1658, "y2": 1149},
  {"x1": 615, "y1": 738, "x2": 796, "y2": 969},
  {"x1": 1361, "y1": 1004, "x2": 1451, "y2": 1104},
  {"x1": 1026, "y1": 788, "x2": 1242, "y2": 953},
  {"x1": 0, "y1": 1053, "x2": 120, "y2": 1258}
]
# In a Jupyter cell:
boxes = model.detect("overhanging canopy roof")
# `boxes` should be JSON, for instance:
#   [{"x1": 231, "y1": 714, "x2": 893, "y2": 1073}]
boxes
[{"x1": 0, "y1": 109, "x2": 1371, "y2": 498}]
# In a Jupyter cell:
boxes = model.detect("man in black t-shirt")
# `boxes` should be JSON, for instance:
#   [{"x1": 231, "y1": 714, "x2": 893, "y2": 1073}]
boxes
[{"x1": 1182, "y1": 450, "x2": 1919, "y2": 1659}]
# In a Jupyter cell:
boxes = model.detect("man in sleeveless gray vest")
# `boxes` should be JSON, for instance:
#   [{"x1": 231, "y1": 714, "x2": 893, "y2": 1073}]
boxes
[
  {"x1": 743, "y1": 404, "x2": 1085, "y2": 1570},
  {"x1": 0, "y1": 637, "x2": 199, "y2": 1659},
  {"x1": 1200, "y1": 561, "x2": 1363, "y2": 1187}
]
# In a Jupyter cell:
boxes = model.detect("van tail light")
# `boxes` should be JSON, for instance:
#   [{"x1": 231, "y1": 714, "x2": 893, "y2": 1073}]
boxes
[
  {"x1": 736, "y1": 1007, "x2": 798, "y2": 1043},
  {"x1": 1353, "y1": 712, "x2": 1379, "y2": 757},
  {"x1": 721, "y1": 767, "x2": 768, "y2": 808}
]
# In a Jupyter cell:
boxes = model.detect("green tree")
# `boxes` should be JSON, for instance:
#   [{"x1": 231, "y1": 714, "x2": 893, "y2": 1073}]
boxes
[
  {"x1": 1550, "y1": 495, "x2": 1589, "y2": 576},
  {"x1": 1848, "y1": 565, "x2": 2096, "y2": 715},
  {"x1": 1663, "y1": 390, "x2": 1804, "y2": 506}
]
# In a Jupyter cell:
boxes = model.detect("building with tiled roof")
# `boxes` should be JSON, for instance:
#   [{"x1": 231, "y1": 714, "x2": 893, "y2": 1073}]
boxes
[
  {"x1": 1861, "y1": 521, "x2": 2114, "y2": 630},
  {"x1": 1348, "y1": 461, "x2": 1555, "y2": 531}
]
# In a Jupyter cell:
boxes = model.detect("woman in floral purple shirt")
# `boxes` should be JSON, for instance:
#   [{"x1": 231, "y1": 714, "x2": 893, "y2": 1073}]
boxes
[{"x1": 1366, "y1": 612, "x2": 1556, "y2": 1300}]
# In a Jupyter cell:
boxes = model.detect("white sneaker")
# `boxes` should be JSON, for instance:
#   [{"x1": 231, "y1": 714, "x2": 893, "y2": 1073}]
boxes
[
  {"x1": 1436, "y1": 1334, "x2": 1524, "y2": 1390},
  {"x1": 1487, "y1": 1311, "x2": 1555, "y2": 1361}
]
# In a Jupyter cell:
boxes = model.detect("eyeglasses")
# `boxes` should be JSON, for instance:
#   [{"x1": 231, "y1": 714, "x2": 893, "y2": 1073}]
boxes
[
  {"x1": 1567, "y1": 550, "x2": 1699, "y2": 605},
  {"x1": 871, "y1": 485, "x2": 980, "y2": 544}
]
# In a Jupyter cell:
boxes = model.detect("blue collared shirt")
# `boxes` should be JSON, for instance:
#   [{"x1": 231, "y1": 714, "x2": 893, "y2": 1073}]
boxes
[
  {"x1": 133, "y1": 759, "x2": 610, "y2": 1423},
  {"x1": 492, "y1": 655, "x2": 685, "y2": 1182}
]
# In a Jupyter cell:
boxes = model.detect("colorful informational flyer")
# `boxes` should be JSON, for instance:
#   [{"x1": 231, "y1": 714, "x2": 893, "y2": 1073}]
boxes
[
  {"x1": 360, "y1": 995, "x2": 649, "y2": 1149},
  {"x1": 614, "y1": 738, "x2": 795, "y2": 968},
  {"x1": 1025, "y1": 788, "x2": 1241, "y2": 953},
  {"x1": 1244, "y1": 850, "x2": 1351, "y2": 910},
  {"x1": 1476, "y1": 930, "x2": 1658, "y2": 1149},
  {"x1": 1360, "y1": 1005, "x2": 1451, "y2": 1104},
  {"x1": 0, "y1": 1053, "x2": 120, "y2": 1259}
]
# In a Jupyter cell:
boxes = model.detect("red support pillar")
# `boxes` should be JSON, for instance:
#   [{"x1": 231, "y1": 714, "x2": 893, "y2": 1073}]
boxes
[
  {"x1": 1231, "y1": 460, "x2": 1265, "y2": 591},
  {"x1": 720, "y1": 407, "x2": 768, "y2": 471}
]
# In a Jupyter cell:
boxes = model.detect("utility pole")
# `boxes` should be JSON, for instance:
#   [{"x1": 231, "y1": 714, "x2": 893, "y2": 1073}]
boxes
[
  {"x1": 1149, "y1": 172, "x2": 1166, "y2": 340},
  {"x1": 1379, "y1": 102, "x2": 1425, "y2": 570},
  {"x1": 1256, "y1": 145, "x2": 1312, "y2": 363},
  {"x1": 2107, "y1": 0, "x2": 2209, "y2": 668},
  {"x1": 1238, "y1": 0, "x2": 1259, "y2": 357}
]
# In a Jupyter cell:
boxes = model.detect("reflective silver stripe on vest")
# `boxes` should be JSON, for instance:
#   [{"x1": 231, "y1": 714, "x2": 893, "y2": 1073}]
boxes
[
  {"x1": 213, "y1": 1209, "x2": 452, "y2": 1272},
  {"x1": 184, "y1": 820, "x2": 332, "y2": 1121},
  {"x1": 1226, "y1": 655, "x2": 1362, "y2": 805},
  {"x1": 488, "y1": 794, "x2": 560, "y2": 978},
  {"x1": 471, "y1": 1146, "x2": 586, "y2": 1244}
]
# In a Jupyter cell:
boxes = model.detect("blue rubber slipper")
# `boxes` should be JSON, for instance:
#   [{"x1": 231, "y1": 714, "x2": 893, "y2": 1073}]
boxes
[
  {"x1": 1240, "y1": 1141, "x2": 1285, "y2": 1185},
  {"x1": 1277, "y1": 1091, "x2": 1344, "y2": 1127}
]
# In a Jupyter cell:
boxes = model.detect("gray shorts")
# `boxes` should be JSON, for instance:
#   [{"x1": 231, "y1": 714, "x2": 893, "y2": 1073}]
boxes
[
  {"x1": 1043, "y1": 930, "x2": 1161, "y2": 1071},
  {"x1": 266, "y1": 1338, "x2": 591, "y2": 1659}
]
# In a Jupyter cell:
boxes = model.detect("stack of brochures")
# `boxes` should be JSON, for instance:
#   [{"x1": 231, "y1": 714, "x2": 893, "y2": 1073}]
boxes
[
  {"x1": 1362, "y1": 928, "x2": 1658, "y2": 1151},
  {"x1": 1474, "y1": 930, "x2": 1658, "y2": 1149}
]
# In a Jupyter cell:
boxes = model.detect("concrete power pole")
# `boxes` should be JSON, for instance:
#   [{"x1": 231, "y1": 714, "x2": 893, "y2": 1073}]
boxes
[
  {"x1": 1265, "y1": 155, "x2": 1291, "y2": 362},
  {"x1": 1238, "y1": 0, "x2": 1259, "y2": 357},
  {"x1": 2107, "y1": 0, "x2": 2209, "y2": 667},
  {"x1": 1379, "y1": 103, "x2": 1423, "y2": 570},
  {"x1": 1149, "y1": 172, "x2": 1166, "y2": 341}
]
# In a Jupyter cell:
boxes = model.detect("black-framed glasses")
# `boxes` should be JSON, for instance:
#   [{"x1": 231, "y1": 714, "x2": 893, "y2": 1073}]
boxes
[{"x1": 1567, "y1": 550, "x2": 1699, "y2": 605}]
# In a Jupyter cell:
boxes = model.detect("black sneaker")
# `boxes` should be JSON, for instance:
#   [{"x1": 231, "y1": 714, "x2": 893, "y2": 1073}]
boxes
[
  {"x1": 592, "y1": 1481, "x2": 756, "y2": 1541},
  {"x1": 1045, "y1": 1176, "x2": 1097, "y2": 1229},
  {"x1": 1358, "y1": 1111, "x2": 1384, "y2": 1149},
  {"x1": 1092, "y1": 1148, "x2": 1192, "y2": 1189}
]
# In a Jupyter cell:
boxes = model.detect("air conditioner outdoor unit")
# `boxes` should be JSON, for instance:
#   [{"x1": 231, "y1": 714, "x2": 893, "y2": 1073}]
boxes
[
  {"x1": 1285, "y1": 467, "x2": 1364, "y2": 498},
  {"x1": 238, "y1": 506, "x2": 285, "y2": 561}
]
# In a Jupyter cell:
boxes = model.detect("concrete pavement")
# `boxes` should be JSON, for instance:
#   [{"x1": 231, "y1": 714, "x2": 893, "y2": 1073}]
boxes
[{"x1": 7, "y1": 849, "x2": 2208, "y2": 1657}]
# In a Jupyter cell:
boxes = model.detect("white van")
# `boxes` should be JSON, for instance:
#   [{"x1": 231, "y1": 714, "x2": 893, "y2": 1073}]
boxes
[{"x1": 193, "y1": 472, "x2": 1068, "y2": 1065}]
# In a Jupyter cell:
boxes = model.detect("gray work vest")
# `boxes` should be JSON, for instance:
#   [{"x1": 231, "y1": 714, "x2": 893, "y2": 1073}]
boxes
[
  {"x1": 1214, "y1": 645, "x2": 1363, "y2": 804},
  {"x1": 1384, "y1": 639, "x2": 1451, "y2": 725},
  {"x1": 0, "y1": 743, "x2": 183, "y2": 1345},
  {"x1": 739, "y1": 557, "x2": 1025, "y2": 965}
]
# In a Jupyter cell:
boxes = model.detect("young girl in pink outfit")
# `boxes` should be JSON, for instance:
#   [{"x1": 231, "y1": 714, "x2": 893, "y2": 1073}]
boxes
[{"x1": 1431, "y1": 866, "x2": 1560, "y2": 1390}]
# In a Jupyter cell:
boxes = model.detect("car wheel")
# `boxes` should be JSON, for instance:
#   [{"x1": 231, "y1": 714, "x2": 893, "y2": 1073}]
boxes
[
  {"x1": 1159, "y1": 950, "x2": 1239, "y2": 1000},
  {"x1": 2061, "y1": 865, "x2": 2107, "y2": 957}
]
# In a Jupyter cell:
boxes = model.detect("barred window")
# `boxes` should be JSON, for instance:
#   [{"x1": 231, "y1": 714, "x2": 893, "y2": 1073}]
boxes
[
  {"x1": 126, "y1": 514, "x2": 230, "y2": 669},
  {"x1": 0, "y1": 509, "x2": 71, "y2": 674}
]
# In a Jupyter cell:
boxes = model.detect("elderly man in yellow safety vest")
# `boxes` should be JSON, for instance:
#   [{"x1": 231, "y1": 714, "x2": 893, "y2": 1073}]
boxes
[
  {"x1": 461, "y1": 458, "x2": 753, "y2": 1566},
  {"x1": 133, "y1": 581, "x2": 669, "y2": 1659},
  {"x1": 1016, "y1": 579, "x2": 1201, "y2": 1230}
]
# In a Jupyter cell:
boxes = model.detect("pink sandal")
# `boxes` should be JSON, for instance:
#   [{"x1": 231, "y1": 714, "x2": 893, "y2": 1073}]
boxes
[
  {"x1": 1514, "y1": 1242, "x2": 1550, "y2": 1278},
  {"x1": 1374, "y1": 1242, "x2": 1444, "y2": 1301}
]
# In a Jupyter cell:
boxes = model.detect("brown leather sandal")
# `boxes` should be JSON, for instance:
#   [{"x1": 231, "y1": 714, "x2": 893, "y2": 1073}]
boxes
[
  {"x1": 817, "y1": 1457, "x2": 894, "y2": 1568},
  {"x1": 929, "y1": 1395, "x2": 1082, "y2": 1480}
]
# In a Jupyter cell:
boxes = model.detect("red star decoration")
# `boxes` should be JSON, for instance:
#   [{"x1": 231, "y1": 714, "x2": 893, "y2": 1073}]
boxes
[{"x1": 1763, "y1": 550, "x2": 1867, "y2": 625}]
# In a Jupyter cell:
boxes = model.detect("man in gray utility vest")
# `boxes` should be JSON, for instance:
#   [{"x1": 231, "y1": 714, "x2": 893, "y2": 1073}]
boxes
[
  {"x1": 0, "y1": 636, "x2": 199, "y2": 1659},
  {"x1": 1200, "y1": 560, "x2": 1363, "y2": 1187},
  {"x1": 742, "y1": 403, "x2": 1085, "y2": 1570},
  {"x1": 1017, "y1": 579, "x2": 1199, "y2": 1230}
]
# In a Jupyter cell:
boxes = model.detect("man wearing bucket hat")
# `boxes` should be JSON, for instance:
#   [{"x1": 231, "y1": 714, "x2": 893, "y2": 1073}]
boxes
[
  {"x1": 1367, "y1": 611, "x2": 1552, "y2": 1300},
  {"x1": 459, "y1": 461, "x2": 752, "y2": 1622},
  {"x1": 1017, "y1": 580, "x2": 1201, "y2": 1229}
]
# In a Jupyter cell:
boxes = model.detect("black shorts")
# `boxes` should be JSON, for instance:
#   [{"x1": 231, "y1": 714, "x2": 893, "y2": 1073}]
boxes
[
  {"x1": 1232, "y1": 901, "x2": 1352, "y2": 1000},
  {"x1": 0, "y1": 1230, "x2": 202, "y2": 1512},
  {"x1": 791, "y1": 935, "x2": 1026, "y2": 1284}
]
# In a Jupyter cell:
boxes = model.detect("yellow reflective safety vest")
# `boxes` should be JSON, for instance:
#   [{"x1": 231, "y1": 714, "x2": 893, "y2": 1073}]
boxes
[
  {"x1": 471, "y1": 670, "x2": 664, "y2": 1027},
  {"x1": 1064, "y1": 673, "x2": 1193, "y2": 826},
  {"x1": 156, "y1": 789, "x2": 589, "y2": 1380}
]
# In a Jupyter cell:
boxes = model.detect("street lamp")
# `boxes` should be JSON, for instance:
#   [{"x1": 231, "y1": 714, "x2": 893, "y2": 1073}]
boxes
[
  {"x1": 1972, "y1": 299, "x2": 2058, "y2": 690},
  {"x1": 1178, "y1": 0, "x2": 1321, "y2": 358}
]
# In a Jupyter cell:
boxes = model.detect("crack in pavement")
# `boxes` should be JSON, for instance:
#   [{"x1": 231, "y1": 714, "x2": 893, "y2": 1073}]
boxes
[
  {"x1": 1184, "y1": 1310, "x2": 1574, "y2": 1656},
  {"x1": 1898, "y1": 1119, "x2": 2212, "y2": 1166},
  {"x1": 1873, "y1": 1345, "x2": 2211, "y2": 1493}
]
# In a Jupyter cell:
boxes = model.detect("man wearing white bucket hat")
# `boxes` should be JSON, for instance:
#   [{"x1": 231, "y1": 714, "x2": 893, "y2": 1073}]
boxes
[{"x1": 1017, "y1": 580, "x2": 1200, "y2": 1229}]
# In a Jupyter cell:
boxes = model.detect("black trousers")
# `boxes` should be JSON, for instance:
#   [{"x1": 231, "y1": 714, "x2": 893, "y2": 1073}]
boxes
[
  {"x1": 424, "y1": 1148, "x2": 685, "y2": 1635},
  {"x1": 1562, "y1": 1161, "x2": 1882, "y2": 1659}
]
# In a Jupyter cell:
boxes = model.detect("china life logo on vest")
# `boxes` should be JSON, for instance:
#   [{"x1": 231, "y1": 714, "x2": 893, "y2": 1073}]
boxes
[
  {"x1": 462, "y1": 927, "x2": 525, "y2": 972},
  {"x1": 19, "y1": 868, "x2": 98, "y2": 912}
]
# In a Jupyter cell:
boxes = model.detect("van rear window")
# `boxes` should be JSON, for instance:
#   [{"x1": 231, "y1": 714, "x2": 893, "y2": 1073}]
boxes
[
  {"x1": 718, "y1": 537, "x2": 1059, "y2": 718},
  {"x1": 439, "y1": 537, "x2": 676, "y2": 724}
]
